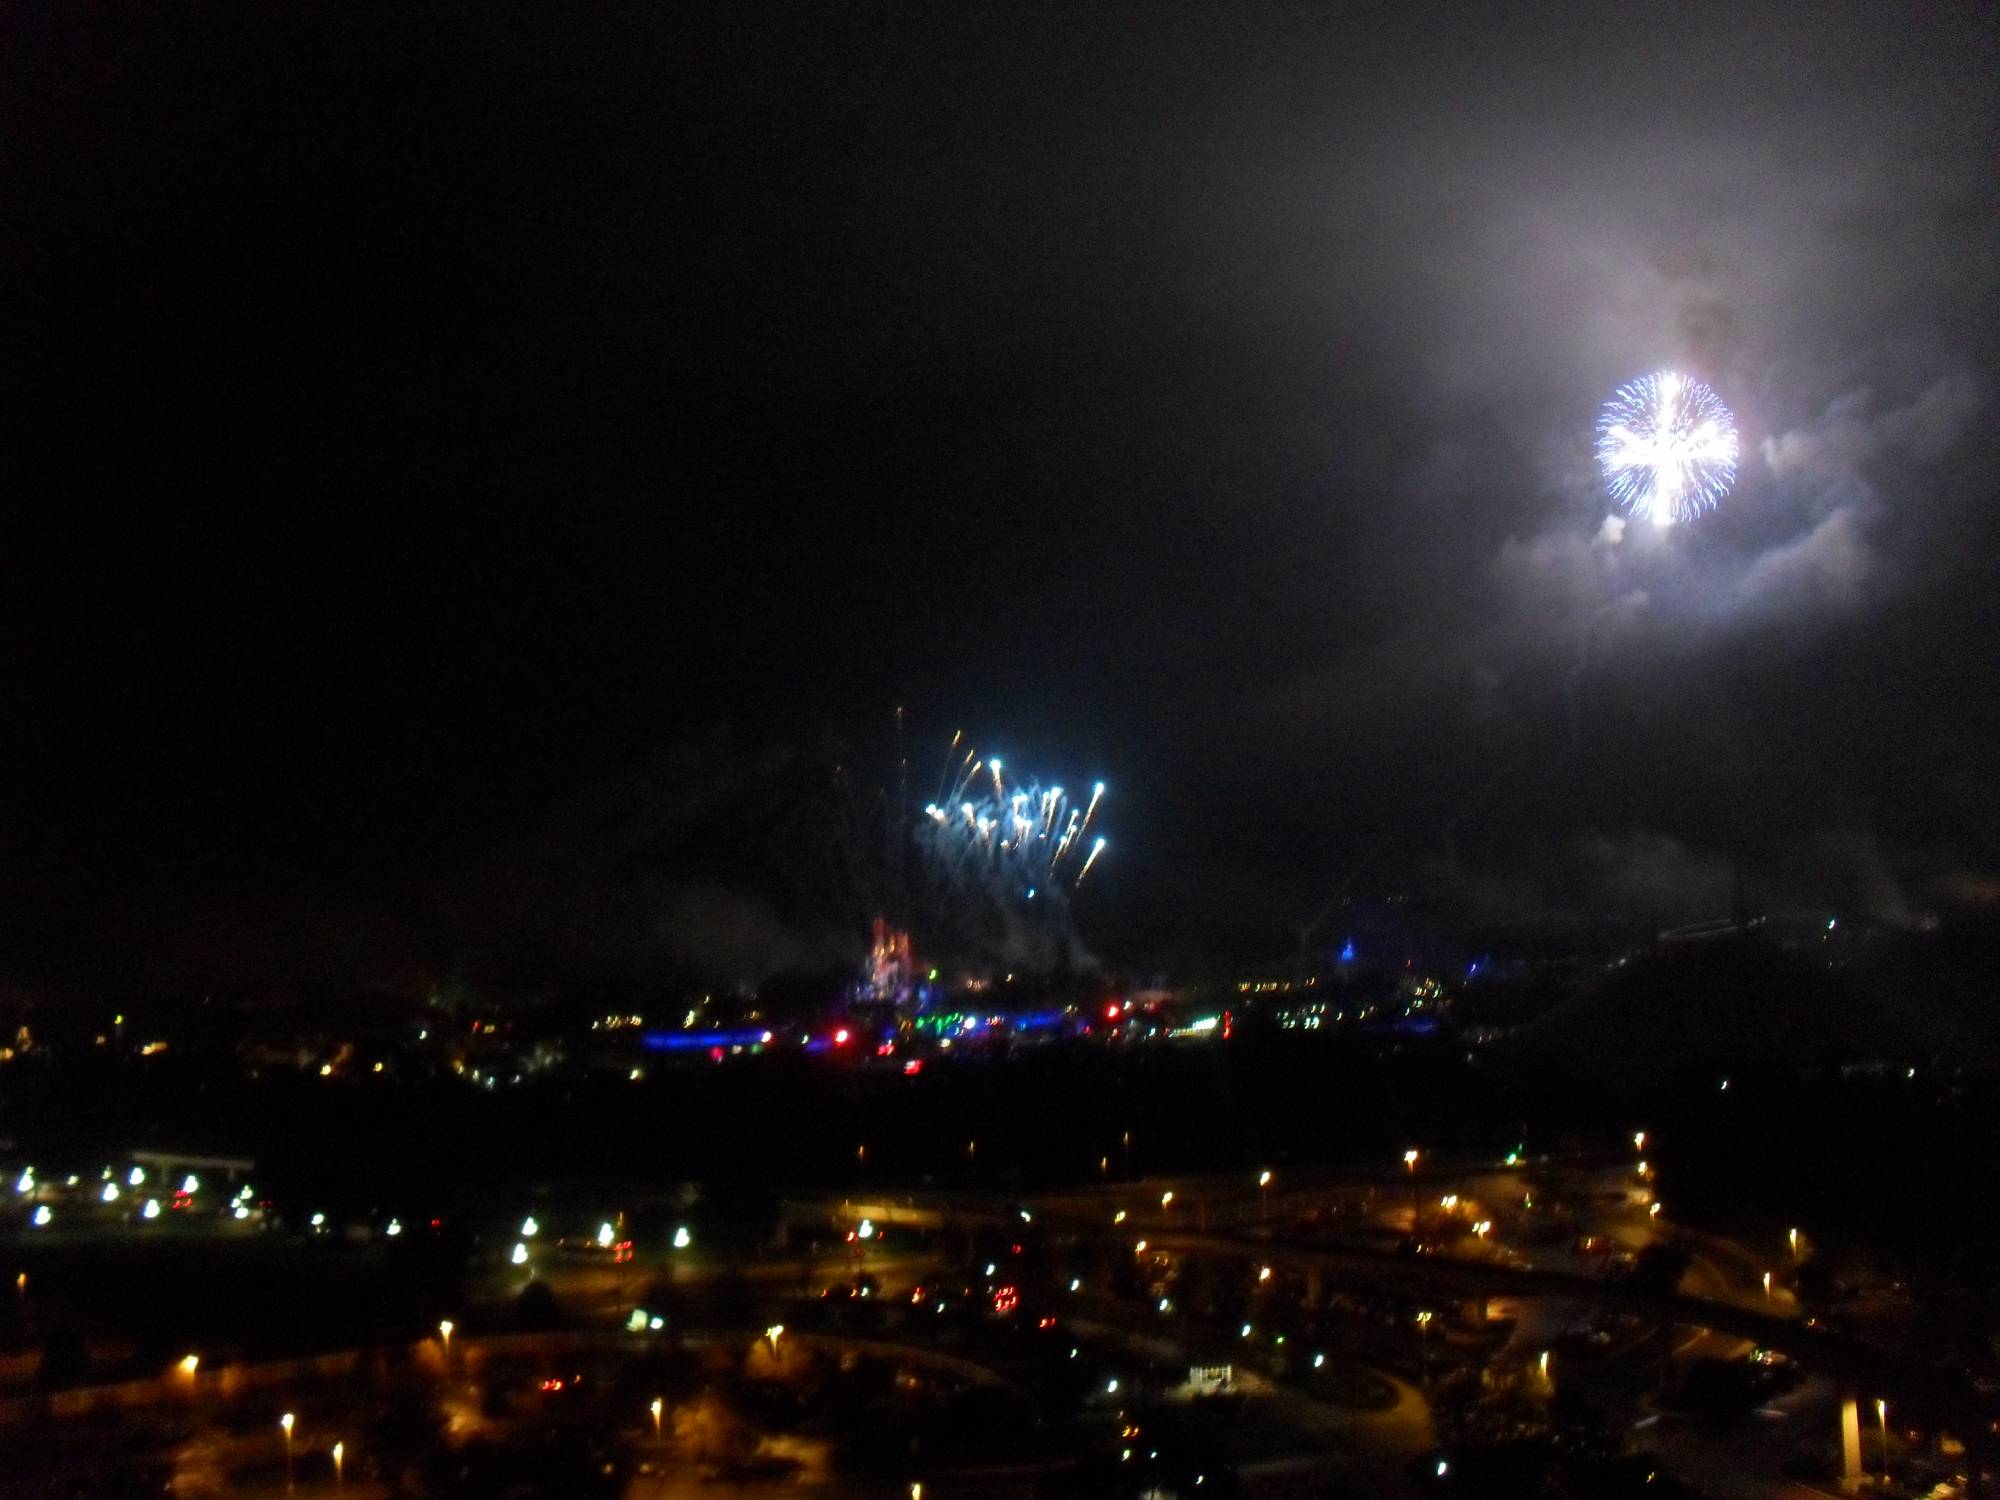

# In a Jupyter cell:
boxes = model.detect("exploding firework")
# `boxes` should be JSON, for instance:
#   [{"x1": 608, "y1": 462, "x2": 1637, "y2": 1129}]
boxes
[
  {"x1": 826, "y1": 722, "x2": 1113, "y2": 973},
  {"x1": 897, "y1": 734, "x2": 1111, "y2": 971},
  {"x1": 1596, "y1": 371, "x2": 1738, "y2": 525}
]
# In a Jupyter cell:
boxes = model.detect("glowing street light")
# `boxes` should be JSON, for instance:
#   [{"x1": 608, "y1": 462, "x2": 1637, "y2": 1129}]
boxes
[
  {"x1": 1877, "y1": 1398, "x2": 1890, "y2": 1481},
  {"x1": 1258, "y1": 1169, "x2": 1273, "y2": 1216},
  {"x1": 438, "y1": 1320, "x2": 454, "y2": 1357},
  {"x1": 765, "y1": 1324, "x2": 784, "y2": 1354},
  {"x1": 596, "y1": 1221, "x2": 615, "y2": 1248},
  {"x1": 1633, "y1": 1131, "x2": 1646, "y2": 1151},
  {"x1": 280, "y1": 1413, "x2": 295, "y2": 1489},
  {"x1": 673, "y1": 1224, "x2": 692, "y2": 1249},
  {"x1": 178, "y1": 1353, "x2": 200, "y2": 1377},
  {"x1": 332, "y1": 1440, "x2": 344, "y2": 1488},
  {"x1": 1403, "y1": 1149, "x2": 1420, "y2": 1171},
  {"x1": 1159, "y1": 1190, "x2": 1174, "y2": 1209},
  {"x1": 857, "y1": 1219, "x2": 875, "y2": 1240},
  {"x1": 1789, "y1": 1226, "x2": 1800, "y2": 1258},
  {"x1": 650, "y1": 1397, "x2": 663, "y2": 1442},
  {"x1": 520, "y1": 1215, "x2": 539, "y2": 1237},
  {"x1": 510, "y1": 1242, "x2": 529, "y2": 1265},
  {"x1": 1762, "y1": 1270, "x2": 1773, "y2": 1298}
]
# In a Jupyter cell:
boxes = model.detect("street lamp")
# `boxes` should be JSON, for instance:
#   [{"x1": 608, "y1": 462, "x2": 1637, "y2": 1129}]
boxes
[
  {"x1": 331, "y1": 1440, "x2": 344, "y2": 1489},
  {"x1": 280, "y1": 1413, "x2": 295, "y2": 1491},
  {"x1": 1762, "y1": 1270, "x2": 1772, "y2": 1298},
  {"x1": 1403, "y1": 1150, "x2": 1419, "y2": 1172},
  {"x1": 765, "y1": 1324, "x2": 784, "y2": 1355},
  {"x1": 650, "y1": 1397, "x2": 663, "y2": 1442},
  {"x1": 1788, "y1": 1226, "x2": 1800, "y2": 1258},
  {"x1": 438, "y1": 1319, "x2": 454, "y2": 1362},
  {"x1": 1877, "y1": 1398, "x2": 1890, "y2": 1481},
  {"x1": 1159, "y1": 1191, "x2": 1174, "y2": 1211},
  {"x1": 1258, "y1": 1170, "x2": 1272, "y2": 1217}
]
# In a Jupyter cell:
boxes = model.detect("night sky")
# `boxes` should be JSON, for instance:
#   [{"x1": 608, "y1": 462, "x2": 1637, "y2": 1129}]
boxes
[{"x1": 3, "y1": 5, "x2": 1996, "y2": 995}]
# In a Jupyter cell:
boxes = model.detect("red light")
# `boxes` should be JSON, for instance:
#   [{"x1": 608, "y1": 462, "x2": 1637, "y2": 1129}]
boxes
[
  {"x1": 1104, "y1": 1004, "x2": 1120, "y2": 1022},
  {"x1": 902, "y1": 1059, "x2": 924, "y2": 1076},
  {"x1": 613, "y1": 1239, "x2": 634, "y2": 1263},
  {"x1": 875, "y1": 1041, "x2": 894, "y2": 1056},
  {"x1": 541, "y1": 1377, "x2": 564, "y2": 1392},
  {"x1": 1037, "y1": 1316, "x2": 1057, "y2": 1329},
  {"x1": 833, "y1": 1027, "x2": 851, "y2": 1045}
]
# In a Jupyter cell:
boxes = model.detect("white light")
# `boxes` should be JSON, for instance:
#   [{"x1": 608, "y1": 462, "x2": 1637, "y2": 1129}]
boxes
[
  {"x1": 101, "y1": 1183, "x2": 119, "y2": 1203},
  {"x1": 511, "y1": 1242, "x2": 529, "y2": 1265},
  {"x1": 857, "y1": 1219, "x2": 875, "y2": 1240},
  {"x1": 673, "y1": 1225, "x2": 691, "y2": 1249},
  {"x1": 181, "y1": 1175, "x2": 200, "y2": 1195},
  {"x1": 1240, "y1": 1324, "x2": 1253, "y2": 1338},
  {"x1": 142, "y1": 1199, "x2": 161, "y2": 1220},
  {"x1": 597, "y1": 1222, "x2": 615, "y2": 1247},
  {"x1": 1106, "y1": 1378, "x2": 1118, "y2": 1393},
  {"x1": 310, "y1": 1212, "x2": 326, "y2": 1227},
  {"x1": 1068, "y1": 1278, "x2": 1081, "y2": 1292},
  {"x1": 385, "y1": 1218, "x2": 402, "y2": 1236},
  {"x1": 13, "y1": 1171, "x2": 30, "y2": 1194},
  {"x1": 31, "y1": 1205, "x2": 50, "y2": 1227},
  {"x1": 648, "y1": 1316, "x2": 664, "y2": 1331},
  {"x1": 1313, "y1": 1352, "x2": 1326, "y2": 1369},
  {"x1": 232, "y1": 1205, "x2": 249, "y2": 1220},
  {"x1": 521, "y1": 1216, "x2": 539, "y2": 1237},
  {"x1": 626, "y1": 1309, "x2": 648, "y2": 1332},
  {"x1": 127, "y1": 1167, "x2": 145, "y2": 1187},
  {"x1": 985, "y1": 1262, "x2": 996, "y2": 1276}
]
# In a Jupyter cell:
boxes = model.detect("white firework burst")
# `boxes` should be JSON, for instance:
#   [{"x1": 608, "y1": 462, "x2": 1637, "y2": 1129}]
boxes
[{"x1": 1596, "y1": 371, "x2": 1738, "y2": 525}]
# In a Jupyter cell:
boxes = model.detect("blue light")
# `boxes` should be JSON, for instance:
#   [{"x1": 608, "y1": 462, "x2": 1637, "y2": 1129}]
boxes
[
  {"x1": 642, "y1": 1029, "x2": 767, "y2": 1053},
  {"x1": 1339, "y1": 940, "x2": 1356, "y2": 963}
]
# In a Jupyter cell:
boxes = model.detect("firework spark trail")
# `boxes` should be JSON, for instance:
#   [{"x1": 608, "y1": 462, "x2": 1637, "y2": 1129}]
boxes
[
  {"x1": 1596, "y1": 371, "x2": 1738, "y2": 525},
  {"x1": 1074, "y1": 836, "x2": 1108, "y2": 886}
]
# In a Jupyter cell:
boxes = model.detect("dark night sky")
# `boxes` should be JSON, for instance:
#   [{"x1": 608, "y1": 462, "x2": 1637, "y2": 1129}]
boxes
[{"x1": 1, "y1": 4, "x2": 1996, "y2": 994}]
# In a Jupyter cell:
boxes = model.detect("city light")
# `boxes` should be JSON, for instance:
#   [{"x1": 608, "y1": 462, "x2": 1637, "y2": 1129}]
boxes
[
  {"x1": 1403, "y1": 1149, "x2": 1419, "y2": 1170},
  {"x1": 179, "y1": 1354, "x2": 200, "y2": 1376},
  {"x1": 127, "y1": 1167, "x2": 145, "y2": 1186},
  {"x1": 597, "y1": 1221, "x2": 615, "y2": 1247},
  {"x1": 857, "y1": 1218, "x2": 875, "y2": 1240},
  {"x1": 511, "y1": 1242, "x2": 529, "y2": 1265},
  {"x1": 521, "y1": 1215, "x2": 539, "y2": 1237},
  {"x1": 142, "y1": 1198, "x2": 161, "y2": 1220},
  {"x1": 438, "y1": 1319, "x2": 454, "y2": 1354},
  {"x1": 765, "y1": 1324, "x2": 785, "y2": 1353},
  {"x1": 673, "y1": 1225, "x2": 692, "y2": 1249},
  {"x1": 31, "y1": 1206, "x2": 50, "y2": 1227}
]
